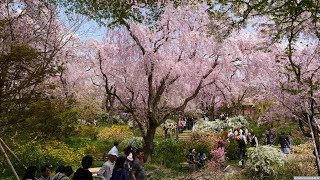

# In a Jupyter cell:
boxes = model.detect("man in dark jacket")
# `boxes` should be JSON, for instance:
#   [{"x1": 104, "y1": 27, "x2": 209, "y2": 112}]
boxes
[
  {"x1": 73, "y1": 155, "x2": 93, "y2": 180},
  {"x1": 279, "y1": 132, "x2": 291, "y2": 154}
]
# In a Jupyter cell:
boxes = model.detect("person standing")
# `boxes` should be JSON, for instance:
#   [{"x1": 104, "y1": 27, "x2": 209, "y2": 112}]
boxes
[
  {"x1": 178, "y1": 119, "x2": 184, "y2": 133},
  {"x1": 266, "y1": 129, "x2": 276, "y2": 145},
  {"x1": 97, "y1": 150, "x2": 118, "y2": 180},
  {"x1": 73, "y1": 155, "x2": 94, "y2": 180},
  {"x1": 238, "y1": 131, "x2": 247, "y2": 167},
  {"x1": 131, "y1": 148, "x2": 145, "y2": 180},
  {"x1": 111, "y1": 156, "x2": 130, "y2": 180},
  {"x1": 279, "y1": 132, "x2": 291, "y2": 154},
  {"x1": 250, "y1": 132, "x2": 259, "y2": 147},
  {"x1": 124, "y1": 146, "x2": 134, "y2": 174}
]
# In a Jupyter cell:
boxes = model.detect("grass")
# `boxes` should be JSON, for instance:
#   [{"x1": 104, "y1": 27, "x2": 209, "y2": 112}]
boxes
[{"x1": 145, "y1": 163, "x2": 186, "y2": 180}]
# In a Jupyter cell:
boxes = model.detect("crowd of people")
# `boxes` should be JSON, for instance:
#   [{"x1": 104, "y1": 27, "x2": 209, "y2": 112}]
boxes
[
  {"x1": 97, "y1": 142, "x2": 145, "y2": 180},
  {"x1": 177, "y1": 117, "x2": 197, "y2": 132},
  {"x1": 226, "y1": 127, "x2": 291, "y2": 167},
  {"x1": 22, "y1": 142, "x2": 145, "y2": 180},
  {"x1": 22, "y1": 164, "x2": 74, "y2": 180}
]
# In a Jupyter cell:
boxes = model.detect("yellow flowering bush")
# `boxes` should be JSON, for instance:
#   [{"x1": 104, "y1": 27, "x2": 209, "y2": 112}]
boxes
[
  {"x1": 15, "y1": 140, "x2": 83, "y2": 168},
  {"x1": 291, "y1": 142, "x2": 314, "y2": 154},
  {"x1": 98, "y1": 125, "x2": 133, "y2": 141},
  {"x1": 195, "y1": 132, "x2": 223, "y2": 148},
  {"x1": 282, "y1": 142, "x2": 317, "y2": 177},
  {"x1": 286, "y1": 154, "x2": 317, "y2": 176}
]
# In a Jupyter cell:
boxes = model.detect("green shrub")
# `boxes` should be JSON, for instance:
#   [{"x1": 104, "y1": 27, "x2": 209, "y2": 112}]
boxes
[
  {"x1": 225, "y1": 139, "x2": 239, "y2": 160},
  {"x1": 24, "y1": 99, "x2": 79, "y2": 138},
  {"x1": 98, "y1": 125, "x2": 133, "y2": 142},
  {"x1": 64, "y1": 137, "x2": 109, "y2": 157},
  {"x1": 73, "y1": 125, "x2": 99, "y2": 140},
  {"x1": 153, "y1": 139, "x2": 185, "y2": 169},
  {"x1": 6, "y1": 140, "x2": 82, "y2": 177},
  {"x1": 247, "y1": 145, "x2": 286, "y2": 176}
]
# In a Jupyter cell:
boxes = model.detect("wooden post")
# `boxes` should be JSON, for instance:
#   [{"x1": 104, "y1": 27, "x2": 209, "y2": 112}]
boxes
[
  {"x1": 307, "y1": 113, "x2": 320, "y2": 175},
  {"x1": 175, "y1": 126, "x2": 179, "y2": 141},
  {"x1": 0, "y1": 138, "x2": 26, "y2": 169},
  {"x1": 0, "y1": 140, "x2": 20, "y2": 180}
]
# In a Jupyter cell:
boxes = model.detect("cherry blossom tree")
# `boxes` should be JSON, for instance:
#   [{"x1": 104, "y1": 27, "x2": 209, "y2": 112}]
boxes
[
  {"x1": 88, "y1": 4, "x2": 226, "y2": 160},
  {"x1": 195, "y1": 30, "x2": 278, "y2": 119},
  {"x1": 265, "y1": 40, "x2": 320, "y2": 170}
]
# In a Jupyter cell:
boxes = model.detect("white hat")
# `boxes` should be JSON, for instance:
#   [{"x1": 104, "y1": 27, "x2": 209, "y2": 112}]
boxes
[
  {"x1": 127, "y1": 152, "x2": 133, "y2": 161},
  {"x1": 108, "y1": 147, "x2": 119, "y2": 157}
]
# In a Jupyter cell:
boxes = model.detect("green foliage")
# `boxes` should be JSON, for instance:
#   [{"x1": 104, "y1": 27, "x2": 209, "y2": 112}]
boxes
[
  {"x1": 247, "y1": 146, "x2": 286, "y2": 176},
  {"x1": 180, "y1": 140, "x2": 211, "y2": 160},
  {"x1": 9, "y1": 140, "x2": 82, "y2": 176},
  {"x1": 98, "y1": 125, "x2": 133, "y2": 142},
  {"x1": 153, "y1": 138, "x2": 211, "y2": 170},
  {"x1": 110, "y1": 114, "x2": 129, "y2": 125},
  {"x1": 153, "y1": 139, "x2": 185, "y2": 169},
  {"x1": 0, "y1": 44, "x2": 61, "y2": 129},
  {"x1": 64, "y1": 136, "x2": 108, "y2": 157},
  {"x1": 210, "y1": 0, "x2": 320, "y2": 40},
  {"x1": 56, "y1": 0, "x2": 174, "y2": 26},
  {"x1": 24, "y1": 98, "x2": 80, "y2": 138},
  {"x1": 276, "y1": 122, "x2": 307, "y2": 145},
  {"x1": 72, "y1": 125, "x2": 99, "y2": 140},
  {"x1": 225, "y1": 139, "x2": 239, "y2": 160}
]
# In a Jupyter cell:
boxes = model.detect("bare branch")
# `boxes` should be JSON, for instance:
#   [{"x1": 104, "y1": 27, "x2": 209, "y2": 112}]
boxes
[{"x1": 121, "y1": 20, "x2": 146, "y2": 55}]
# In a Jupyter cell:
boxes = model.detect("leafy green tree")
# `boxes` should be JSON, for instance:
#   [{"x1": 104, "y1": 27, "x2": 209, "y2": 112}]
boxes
[
  {"x1": 0, "y1": 45, "x2": 59, "y2": 129},
  {"x1": 55, "y1": 0, "x2": 190, "y2": 26},
  {"x1": 208, "y1": 0, "x2": 319, "y2": 40},
  {"x1": 24, "y1": 98, "x2": 80, "y2": 138}
]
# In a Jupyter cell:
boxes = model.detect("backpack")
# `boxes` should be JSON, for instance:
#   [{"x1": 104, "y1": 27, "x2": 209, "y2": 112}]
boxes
[
  {"x1": 250, "y1": 137, "x2": 257, "y2": 147},
  {"x1": 239, "y1": 137, "x2": 246, "y2": 148}
]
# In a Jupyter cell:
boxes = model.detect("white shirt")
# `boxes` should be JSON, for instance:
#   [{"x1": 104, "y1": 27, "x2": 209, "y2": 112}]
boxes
[
  {"x1": 97, "y1": 160, "x2": 115, "y2": 180},
  {"x1": 253, "y1": 136, "x2": 259, "y2": 146}
]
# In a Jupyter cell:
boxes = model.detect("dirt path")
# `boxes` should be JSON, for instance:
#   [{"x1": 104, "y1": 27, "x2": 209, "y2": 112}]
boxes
[{"x1": 146, "y1": 164, "x2": 244, "y2": 180}]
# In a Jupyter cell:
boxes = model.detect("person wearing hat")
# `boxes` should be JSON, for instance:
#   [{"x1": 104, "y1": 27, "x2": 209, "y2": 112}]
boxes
[
  {"x1": 97, "y1": 149, "x2": 118, "y2": 180},
  {"x1": 108, "y1": 142, "x2": 119, "y2": 157}
]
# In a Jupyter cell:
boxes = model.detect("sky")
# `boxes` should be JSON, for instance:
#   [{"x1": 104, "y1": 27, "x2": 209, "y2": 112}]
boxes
[{"x1": 58, "y1": 9, "x2": 106, "y2": 42}]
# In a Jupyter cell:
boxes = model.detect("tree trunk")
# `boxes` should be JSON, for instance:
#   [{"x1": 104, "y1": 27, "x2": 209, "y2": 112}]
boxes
[
  {"x1": 209, "y1": 97, "x2": 215, "y2": 120},
  {"x1": 143, "y1": 126, "x2": 157, "y2": 163},
  {"x1": 311, "y1": 123, "x2": 320, "y2": 175}
]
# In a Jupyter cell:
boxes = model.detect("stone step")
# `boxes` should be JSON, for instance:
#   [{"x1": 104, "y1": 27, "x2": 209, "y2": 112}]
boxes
[{"x1": 178, "y1": 130, "x2": 193, "y2": 141}]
